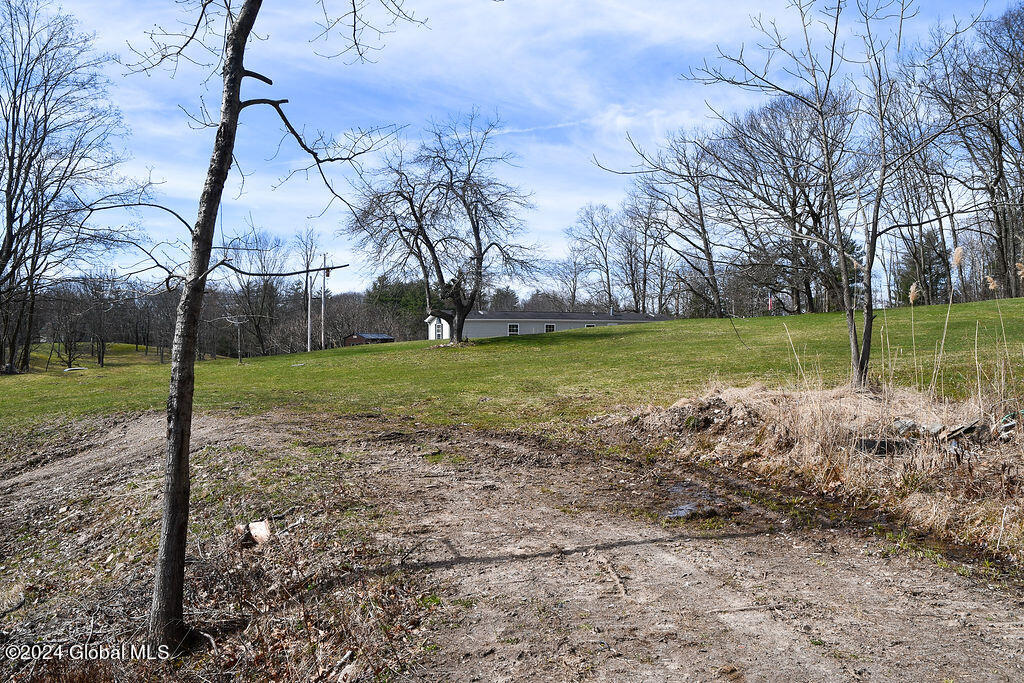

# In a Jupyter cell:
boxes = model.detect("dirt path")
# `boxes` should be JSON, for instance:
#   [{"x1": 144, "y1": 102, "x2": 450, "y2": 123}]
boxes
[
  {"x1": 340, "y1": 422, "x2": 1024, "y2": 681},
  {"x1": 4, "y1": 411, "x2": 1024, "y2": 681}
]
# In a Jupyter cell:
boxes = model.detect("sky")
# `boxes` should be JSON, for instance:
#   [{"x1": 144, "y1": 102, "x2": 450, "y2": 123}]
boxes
[{"x1": 65, "y1": 0, "x2": 995, "y2": 293}]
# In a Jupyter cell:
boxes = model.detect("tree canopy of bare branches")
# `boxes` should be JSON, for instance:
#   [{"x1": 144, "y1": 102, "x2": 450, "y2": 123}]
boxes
[
  {"x1": 0, "y1": 0, "x2": 128, "y2": 373},
  {"x1": 349, "y1": 112, "x2": 534, "y2": 342}
]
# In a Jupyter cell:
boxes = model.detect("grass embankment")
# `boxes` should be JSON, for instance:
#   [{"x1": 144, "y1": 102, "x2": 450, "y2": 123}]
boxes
[{"x1": 2, "y1": 299, "x2": 1022, "y2": 430}]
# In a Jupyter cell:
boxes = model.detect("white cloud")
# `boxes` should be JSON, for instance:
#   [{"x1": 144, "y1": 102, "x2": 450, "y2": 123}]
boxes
[{"x1": 65, "y1": 0, "x2": 984, "y2": 292}]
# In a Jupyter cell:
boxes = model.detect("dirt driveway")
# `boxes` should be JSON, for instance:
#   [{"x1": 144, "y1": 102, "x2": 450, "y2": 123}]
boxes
[{"x1": 3, "y1": 411, "x2": 1024, "y2": 681}]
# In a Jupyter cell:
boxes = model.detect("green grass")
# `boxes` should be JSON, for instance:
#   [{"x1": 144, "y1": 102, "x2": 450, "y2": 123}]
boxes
[{"x1": 3, "y1": 299, "x2": 1022, "y2": 430}]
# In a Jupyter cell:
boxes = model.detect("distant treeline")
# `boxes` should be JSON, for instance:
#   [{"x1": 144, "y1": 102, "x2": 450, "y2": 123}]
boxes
[{"x1": 11, "y1": 273, "x2": 446, "y2": 370}]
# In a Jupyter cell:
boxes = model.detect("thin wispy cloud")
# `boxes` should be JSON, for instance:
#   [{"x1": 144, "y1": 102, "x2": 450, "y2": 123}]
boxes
[
  {"x1": 492, "y1": 121, "x2": 586, "y2": 136},
  {"x1": 66, "y1": 0, "x2": 981, "y2": 291}
]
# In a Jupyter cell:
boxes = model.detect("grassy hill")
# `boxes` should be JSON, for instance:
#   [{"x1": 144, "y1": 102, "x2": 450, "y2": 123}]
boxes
[{"x1": 3, "y1": 299, "x2": 1023, "y2": 429}]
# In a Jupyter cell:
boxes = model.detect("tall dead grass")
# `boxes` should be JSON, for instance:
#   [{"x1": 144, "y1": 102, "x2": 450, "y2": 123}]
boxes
[{"x1": 652, "y1": 370, "x2": 1024, "y2": 561}]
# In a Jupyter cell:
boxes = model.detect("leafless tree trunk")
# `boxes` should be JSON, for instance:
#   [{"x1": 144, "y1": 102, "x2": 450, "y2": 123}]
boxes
[
  {"x1": 148, "y1": 0, "x2": 263, "y2": 648},
  {"x1": 131, "y1": 0, "x2": 410, "y2": 647}
]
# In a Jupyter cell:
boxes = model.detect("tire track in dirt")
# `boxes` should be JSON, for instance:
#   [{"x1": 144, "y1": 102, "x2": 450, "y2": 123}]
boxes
[
  {"x1": 4, "y1": 412, "x2": 1024, "y2": 681},
  {"x1": 355, "y1": 423, "x2": 1024, "y2": 682}
]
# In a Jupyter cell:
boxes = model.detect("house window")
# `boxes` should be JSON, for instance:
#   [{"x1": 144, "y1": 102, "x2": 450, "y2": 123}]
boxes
[
  {"x1": 545, "y1": 323, "x2": 556, "y2": 333},
  {"x1": 434, "y1": 321, "x2": 443, "y2": 339},
  {"x1": 585, "y1": 323, "x2": 596, "y2": 328},
  {"x1": 508, "y1": 323, "x2": 519, "y2": 336}
]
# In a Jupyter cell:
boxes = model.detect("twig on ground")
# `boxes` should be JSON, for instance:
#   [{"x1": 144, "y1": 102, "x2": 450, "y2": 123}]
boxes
[
  {"x1": 0, "y1": 595, "x2": 26, "y2": 618},
  {"x1": 713, "y1": 603, "x2": 785, "y2": 613}
]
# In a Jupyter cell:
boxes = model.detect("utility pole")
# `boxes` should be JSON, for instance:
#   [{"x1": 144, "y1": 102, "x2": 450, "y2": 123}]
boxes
[
  {"x1": 225, "y1": 316, "x2": 243, "y2": 365},
  {"x1": 321, "y1": 252, "x2": 327, "y2": 350},
  {"x1": 306, "y1": 268, "x2": 312, "y2": 353}
]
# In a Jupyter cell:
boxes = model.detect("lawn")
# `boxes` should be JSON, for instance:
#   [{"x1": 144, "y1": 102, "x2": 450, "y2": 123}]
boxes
[{"x1": 2, "y1": 299, "x2": 1023, "y2": 430}]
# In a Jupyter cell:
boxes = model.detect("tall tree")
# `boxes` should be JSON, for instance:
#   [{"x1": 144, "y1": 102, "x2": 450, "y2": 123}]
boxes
[
  {"x1": 132, "y1": 0, "x2": 413, "y2": 648},
  {"x1": 225, "y1": 229, "x2": 289, "y2": 355},
  {"x1": 628, "y1": 131, "x2": 728, "y2": 317},
  {"x1": 566, "y1": 203, "x2": 618, "y2": 309},
  {"x1": 292, "y1": 226, "x2": 320, "y2": 352},
  {"x1": 547, "y1": 248, "x2": 587, "y2": 311},
  {"x1": 694, "y1": 0, "x2": 966, "y2": 386},
  {"x1": 0, "y1": 0, "x2": 126, "y2": 373},
  {"x1": 613, "y1": 193, "x2": 660, "y2": 313},
  {"x1": 350, "y1": 113, "x2": 534, "y2": 342}
]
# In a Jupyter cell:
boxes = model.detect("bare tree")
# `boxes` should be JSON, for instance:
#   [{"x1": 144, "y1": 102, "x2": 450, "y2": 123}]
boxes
[
  {"x1": 693, "y1": 0, "x2": 973, "y2": 385},
  {"x1": 547, "y1": 248, "x2": 587, "y2": 311},
  {"x1": 613, "y1": 193, "x2": 660, "y2": 313},
  {"x1": 350, "y1": 113, "x2": 534, "y2": 342},
  {"x1": 566, "y1": 203, "x2": 618, "y2": 309},
  {"x1": 0, "y1": 0, "x2": 127, "y2": 373},
  {"x1": 46, "y1": 281, "x2": 86, "y2": 368},
  {"x1": 82, "y1": 270, "x2": 121, "y2": 367},
  {"x1": 292, "y1": 226, "x2": 321, "y2": 352},
  {"x1": 130, "y1": 0, "x2": 414, "y2": 648},
  {"x1": 922, "y1": 7, "x2": 1024, "y2": 297},
  {"x1": 626, "y1": 131, "x2": 729, "y2": 317},
  {"x1": 223, "y1": 229, "x2": 289, "y2": 355}
]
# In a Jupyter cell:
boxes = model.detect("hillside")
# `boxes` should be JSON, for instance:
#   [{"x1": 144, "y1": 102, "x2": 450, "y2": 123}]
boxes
[{"x1": 3, "y1": 299, "x2": 1022, "y2": 429}]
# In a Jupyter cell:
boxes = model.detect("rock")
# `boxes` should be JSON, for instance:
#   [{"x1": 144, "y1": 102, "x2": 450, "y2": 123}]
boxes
[
  {"x1": 892, "y1": 418, "x2": 919, "y2": 436},
  {"x1": 235, "y1": 519, "x2": 272, "y2": 547},
  {"x1": 249, "y1": 519, "x2": 271, "y2": 544}
]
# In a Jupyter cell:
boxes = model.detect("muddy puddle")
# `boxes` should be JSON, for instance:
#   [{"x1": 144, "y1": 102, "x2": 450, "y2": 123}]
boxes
[{"x1": 665, "y1": 479, "x2": 739, "y2": 520}]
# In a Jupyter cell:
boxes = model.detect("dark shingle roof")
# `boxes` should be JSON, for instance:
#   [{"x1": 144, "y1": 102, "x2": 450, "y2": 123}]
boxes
[
  {"x1": 351, "y1": 332, "x2": 395, "y2": 340},
  {"x1": 461, "y1": 310, "x2": 670, "y2": 322}
]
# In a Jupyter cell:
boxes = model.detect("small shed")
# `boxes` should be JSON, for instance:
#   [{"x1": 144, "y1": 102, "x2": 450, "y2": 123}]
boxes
[{"x1": 343, "y1": 332, "x2": 395, "y2": 347}]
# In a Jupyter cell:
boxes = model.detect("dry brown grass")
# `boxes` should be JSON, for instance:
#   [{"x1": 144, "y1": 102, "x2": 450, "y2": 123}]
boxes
[{"x1": 628, "y1": 382, "x2": 1024, "y2": 560}]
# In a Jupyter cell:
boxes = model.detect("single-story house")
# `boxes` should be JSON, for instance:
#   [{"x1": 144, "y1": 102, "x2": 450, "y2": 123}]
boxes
[
  {"x1": 343, "y1": 332, "x2": 395, "y2": 347},
  {"x1": 424, "y1": 310, "x2": 670, "y2": 340}
]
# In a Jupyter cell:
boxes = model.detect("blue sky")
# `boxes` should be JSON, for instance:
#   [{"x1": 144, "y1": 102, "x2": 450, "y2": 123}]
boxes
[{"x1": 68, "y1": 0, "x2": 993, "y2": 292}]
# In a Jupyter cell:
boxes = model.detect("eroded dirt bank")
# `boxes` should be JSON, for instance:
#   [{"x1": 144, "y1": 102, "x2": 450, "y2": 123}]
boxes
[{"x1": 2, "y1": 410, "x2": 1024, "y2": 681}]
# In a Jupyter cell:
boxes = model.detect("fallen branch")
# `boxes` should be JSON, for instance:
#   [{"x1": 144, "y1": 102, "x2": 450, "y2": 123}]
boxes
[
  {"x1": 713, "y1": 603, "x2": 785, "y2": 613},
  {"x1": 1, "y1": 595, "x2": 26, "y2": 618}
]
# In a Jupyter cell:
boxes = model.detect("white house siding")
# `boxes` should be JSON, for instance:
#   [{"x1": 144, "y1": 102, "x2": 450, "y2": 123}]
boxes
[
  {"x1": 425, "y1": 316, "x2": 616, "y2": 340},
  {"x1": 426, "y1": 317, "x2": 451, "y2": 340},
  {"x1": 463, "y1": 319, "x2": 611, "y2": 337}
]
